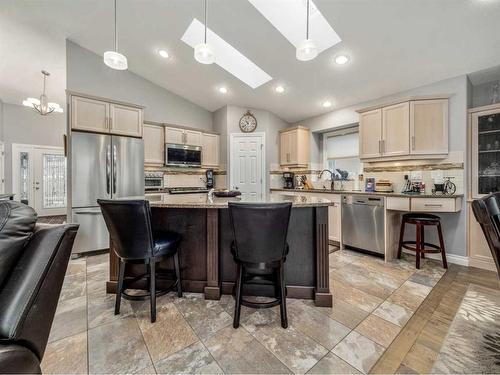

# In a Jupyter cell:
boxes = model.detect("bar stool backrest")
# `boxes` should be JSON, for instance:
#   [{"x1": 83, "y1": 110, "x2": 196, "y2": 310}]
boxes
[
  {"x1": 98, "y1": 199, "x2": 154, "y2": 260},
  {"x1": 228, "y1": 202, "x2": 292, "y2": 265},
  {"x1": 471, "y1": 193, "x2": 500, "y2": 277}
]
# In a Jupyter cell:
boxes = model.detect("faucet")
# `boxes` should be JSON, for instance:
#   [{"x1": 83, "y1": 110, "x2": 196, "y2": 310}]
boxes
[{"x1": 318, "y1": 169, "x2": 338, "y2": 191}]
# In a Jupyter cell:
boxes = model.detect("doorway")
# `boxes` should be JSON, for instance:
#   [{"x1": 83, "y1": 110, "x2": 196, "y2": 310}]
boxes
[
  {"x1": 12, "y1": 144, "x2": 67, "y2": 216},
  {"x1": 229, "y1": 132, "x2": 266, "y2": 197}
]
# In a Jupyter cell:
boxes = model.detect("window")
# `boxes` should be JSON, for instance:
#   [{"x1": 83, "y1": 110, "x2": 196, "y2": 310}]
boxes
[{"x1": 324, "y1": 127, "x2": 362, "y2": 179}]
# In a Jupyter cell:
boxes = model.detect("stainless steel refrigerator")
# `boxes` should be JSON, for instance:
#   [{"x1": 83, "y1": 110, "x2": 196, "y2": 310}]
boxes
[{"x1": 70, "y1": 132, "x2": 144, "y2": 253}]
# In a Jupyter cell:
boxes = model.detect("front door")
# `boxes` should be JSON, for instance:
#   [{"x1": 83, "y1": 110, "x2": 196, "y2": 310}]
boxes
[{"x1": 230, "y1": 133, "x2": 265, "y2": 197}]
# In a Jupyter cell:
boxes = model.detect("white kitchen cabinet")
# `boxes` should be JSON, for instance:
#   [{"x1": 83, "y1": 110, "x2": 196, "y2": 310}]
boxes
[
  {"x1": 165, "y1": 126, "x2": 202, "y2": 146},
  {"x1": 279, "y1": 126, "x2": 310, "y2": 168},
  {"x1": 70, "y1": 94, "x2": 143, "y2": 137},
  {"x1": 71, "y1": 96, "x2": 109, "y2": 133},
  {"x1": 143, "y1": 124, "x2": 164, "y2": 165},
  {"x1": 359, "y1": 109, "x2": 383, "y2": 159},
  {"x1": 382, "y1": 102, "x2": 410, "y2": 156},
  {"x1": 410, "y1": 99, "x2": 448, "y2": 155},
  {"x1": 201, "y1": 133, "x2": 220, "y2": 167},
  {"x1": 109, "y1": 103, "x2": 143, "y2": 137},
  {"x1": 329, "y1": 200, "x2": 342, "y2": 243}
]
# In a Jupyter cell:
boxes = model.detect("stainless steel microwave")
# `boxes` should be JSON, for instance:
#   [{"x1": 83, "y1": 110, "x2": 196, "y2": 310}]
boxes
[{"x1": 165, "y1": 143, "x2": 202, "y2": 167}]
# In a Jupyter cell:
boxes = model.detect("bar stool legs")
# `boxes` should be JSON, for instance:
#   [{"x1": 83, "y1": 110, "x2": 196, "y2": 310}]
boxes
[
  {"x1": 233, "y1": 264, "x2": 243, "y2": 329},
  {"x1": 174, "y1": 253, "x2": 183, "y2": 298},
  {"x1": 438, "y1": 222, "x2": 448, "y2": 269},
  {"x1": 278, "y1": 264, "x2": 288, "y2": 329},
  {"x1": 115, "y1": 259, "x2": 125, "y2": 315}
]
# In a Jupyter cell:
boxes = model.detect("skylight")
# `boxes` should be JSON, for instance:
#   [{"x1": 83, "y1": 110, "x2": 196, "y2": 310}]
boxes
[
  {"x1": 181, "y1": 19, "x2": 272, "y2": 89},
  {"x1": 248, "y1": 0, "x2": 341, "y2": 55}
]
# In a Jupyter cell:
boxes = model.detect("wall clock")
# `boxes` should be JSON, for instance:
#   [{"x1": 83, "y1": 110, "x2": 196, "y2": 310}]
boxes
[{"x1": 239, "y1": 110, "x2": 257, "y2": 133}]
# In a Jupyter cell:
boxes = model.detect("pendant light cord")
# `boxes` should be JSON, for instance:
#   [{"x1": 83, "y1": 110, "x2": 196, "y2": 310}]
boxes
[
  {"x1": 114, "y1": 0, "x2": 118, "y2": 51},
  {"x1": 204, "y1": 0, "x2": 208, "y2": 44},
  {"x1": 306, "y1": 0, "x2": 310, "y2": 40},
  {"x1": 42, "y1": 73, "x2": 47, "y2": 96}
]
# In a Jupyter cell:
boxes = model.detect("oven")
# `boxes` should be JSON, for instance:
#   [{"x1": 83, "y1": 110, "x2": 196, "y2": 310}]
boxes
[
  {"x1": 145, "y1": 171, "x2": 164, "y2": 191},
  {"x1": 165, "y1": 143, "x2": 202, "y2": 167}
]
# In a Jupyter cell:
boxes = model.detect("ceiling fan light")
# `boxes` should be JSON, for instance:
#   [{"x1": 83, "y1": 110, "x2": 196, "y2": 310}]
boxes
[
  {"x1": 103, "y1": 50, "x2": 128, "y2": 70},
  {"x1": 194, "y1": 43, "x2": 215, "y2": 64},
  {"x1": 296, "y1": 39, "x2": 318, "y2": 61}
]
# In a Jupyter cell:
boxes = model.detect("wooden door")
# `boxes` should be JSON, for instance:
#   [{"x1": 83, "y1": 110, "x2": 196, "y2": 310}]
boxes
[
  {"x1": 165, "y1": 127, "x2": 185, "y2": 144},
  {"x1": 410, "y1": 99, "x2": 448, "y2": 155},
  {"x1": 359, "y1": 108, "x2": 382, "y2": 159},
  {"x1": 201, "y1": 133, "x2": 219, "y2": 167},
  {"x1": 71, "y1": 96, "x2": 109, "y2": 133},
  {"x1": 185, "y1": 130, "x2": 202, "y2": 146},
  {"x1": 109, "y1": 104, "x2": 142, "y2": 137},
  {"x1": 230, "y1": 134, "x2": 264, "y2": 197},
  {"x1": 144, "y1": 124, "x2": 164, "y2": 165},
  {"x1": 382, "y1": 102, "x2": 410, "y2": 156}
]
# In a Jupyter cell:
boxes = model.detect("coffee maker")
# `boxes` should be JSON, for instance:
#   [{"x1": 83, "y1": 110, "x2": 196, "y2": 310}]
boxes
[
  {"x1": 205, "y1": 169, "x2": 214, "y2": 189},
  {"x1": 283, "y1": 172, "x2": 295, "y2": 189}
]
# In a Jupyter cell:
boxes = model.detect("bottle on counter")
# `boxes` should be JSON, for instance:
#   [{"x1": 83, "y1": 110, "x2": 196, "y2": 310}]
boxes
[{"x1": 421, "y1": 182, "x2": 426, "y2": 194}]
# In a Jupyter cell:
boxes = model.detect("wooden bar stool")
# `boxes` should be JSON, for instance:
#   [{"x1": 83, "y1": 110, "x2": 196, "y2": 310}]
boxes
[{"x1": 397, "y1": 213, "x2": 448, "y2": 269}]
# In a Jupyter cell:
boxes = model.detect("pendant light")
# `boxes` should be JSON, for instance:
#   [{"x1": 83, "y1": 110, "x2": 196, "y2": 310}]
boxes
[
  {"x1": 22, "y1": 71, "x2": 63, "y2": 115},
  {"x1": 194, "y1": 0, "x2": 215, "y2": 64},
  {"x1": 296, "y1": 0, "x2": 318, "y2": 61},
  {"x1": 104, "y1": 0, "x2": 128, "y2": 70}
]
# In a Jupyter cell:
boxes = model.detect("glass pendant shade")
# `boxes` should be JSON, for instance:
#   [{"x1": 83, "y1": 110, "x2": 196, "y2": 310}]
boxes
[
  {"x1": 103, "y1": 50, "x2": 128, "y2": 70},
  {"x1": 296, "y1": 39, "x2": 318, "y2": 61},
  {"x1": 194, "y1": 43, "x2": 215, "y2": 64},
  {"x1": 22, "y1": 71, "x2": 63, "y2": 115}
]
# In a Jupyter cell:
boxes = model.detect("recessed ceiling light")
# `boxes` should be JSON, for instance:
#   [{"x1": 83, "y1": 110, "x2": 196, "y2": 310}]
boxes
[
  {"x1": 219, "y1": 87, "x2": 228, "y2": 94},
  {"x1": 275, "y1": 85, "x2": 285, "y2": 93},
  {"x1": 322, "y1": 101, "x2": 332, "y2": 108},
  {"x1": 335, "y1": 55, "x2": 349, "y2": 65},
  {"x1": 181, "y1": 19, "x2": 272, "y2": 89},
  {"x1": 158, "y1": 49, "x2": 170, "y2": 59}
]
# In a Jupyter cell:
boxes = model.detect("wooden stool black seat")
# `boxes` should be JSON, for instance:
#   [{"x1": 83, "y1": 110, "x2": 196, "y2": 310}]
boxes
[
  {"x1": 397, "y1": 212, "x2": 448, "y2": 269},
  {"x1": 228, "y1": 202, "x2": 292, "y2": 329},
  {"x1": 98, "y1": 199, "x2": 183, "y2": 323}
]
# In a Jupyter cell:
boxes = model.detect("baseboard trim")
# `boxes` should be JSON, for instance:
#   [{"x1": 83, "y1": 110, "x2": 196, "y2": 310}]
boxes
[
  {"x1": 402, "y1": 249, "x2": 469, "y2": 267},
  {"x1": 469, "y1": 256, "x2": 498, "y2": 272}
]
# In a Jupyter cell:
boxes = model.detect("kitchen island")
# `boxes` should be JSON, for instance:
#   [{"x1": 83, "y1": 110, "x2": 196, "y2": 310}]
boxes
[{"x1": 106, "y1": 193, "x2": 334, "y2": 307}]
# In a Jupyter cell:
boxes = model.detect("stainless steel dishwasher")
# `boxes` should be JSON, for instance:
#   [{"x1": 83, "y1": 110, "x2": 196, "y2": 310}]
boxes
[{"x1": 342, "y1": 195, "x2": 385, "y2": 255}]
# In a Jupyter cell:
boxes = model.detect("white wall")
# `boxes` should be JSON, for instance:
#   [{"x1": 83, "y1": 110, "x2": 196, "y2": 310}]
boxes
[
  {"x1": 2, "y1": 103, "x2": 66, "y2": 192},
  {"x1": 66, "y1": 41, "x2": 213, "y2": 130},
  {"x1": 472, "y1": 79, "x2": 500, "y2": 108},
  {"x1": 296, "y1": 75, "x2": 469, "y2": 258}
]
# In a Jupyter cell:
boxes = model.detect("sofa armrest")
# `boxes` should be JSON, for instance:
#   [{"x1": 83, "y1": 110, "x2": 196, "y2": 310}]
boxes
[{"x1": 0, "y1": 343, "x2": 41, "y2": 374}]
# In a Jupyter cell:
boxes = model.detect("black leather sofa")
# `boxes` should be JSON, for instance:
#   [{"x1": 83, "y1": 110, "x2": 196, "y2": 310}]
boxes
[{"x1": 0, "y1": 201, "x2": 78, "y2": 374}]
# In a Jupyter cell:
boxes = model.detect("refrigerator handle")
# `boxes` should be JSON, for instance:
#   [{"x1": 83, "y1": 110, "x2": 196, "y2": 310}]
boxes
[
  {"x1": 113, "y1": 144, "x2": 117, "y2": 194},
  {"x1": 106, "y1": 144, "x2": 111, "y2": 194}
]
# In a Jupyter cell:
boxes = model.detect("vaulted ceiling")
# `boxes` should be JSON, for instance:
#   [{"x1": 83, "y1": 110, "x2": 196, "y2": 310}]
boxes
[{"x1": 1, "y1": 0, "x2": 500, "y2": 122}]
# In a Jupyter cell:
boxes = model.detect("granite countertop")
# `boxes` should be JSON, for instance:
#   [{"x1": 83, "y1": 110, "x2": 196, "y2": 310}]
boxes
[
  {"x1": 138, "y1": 192, "x2": 334, "y2": 208},
  {"x1": 270, "y1": 188, "x2": 464, "y2": 198}
]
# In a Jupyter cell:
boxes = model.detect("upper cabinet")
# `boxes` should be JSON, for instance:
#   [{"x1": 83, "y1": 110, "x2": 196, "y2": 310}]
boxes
[
  {"x1": 143, "y1": 123, "x2": 164, "y2": 165},
  {"x1": 358, "y1": 97, "x2": 449, "y2": 161},
  {"x1": 70, "y1": 94, "x2": 143, "y2": 137},
  {"x1": 279, "y1": 126, "x2": 310, "y2": 168},
  {"x1": 165, "y1": 126, "x2": 202, "y2": 146},
  {"x1": 201, "y1": 133, "x2": 220, "y2": 167}
]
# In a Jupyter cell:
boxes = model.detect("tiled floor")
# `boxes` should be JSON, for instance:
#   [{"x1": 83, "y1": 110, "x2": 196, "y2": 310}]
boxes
[{"x1": 42, "y1": 250, "x2": 449, "y2": 374}]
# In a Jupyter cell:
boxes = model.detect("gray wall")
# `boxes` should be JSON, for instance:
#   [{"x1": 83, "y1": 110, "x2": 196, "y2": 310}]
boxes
[
  {"x1": 66, "y1": 41, "x2": 213, "y2": 130},
  {"x1": 296, "y1": 75, "x2": 469, "y2": 258},
  {"x1": 2, "y1": 103, "x2": 66, "y2": 192}
]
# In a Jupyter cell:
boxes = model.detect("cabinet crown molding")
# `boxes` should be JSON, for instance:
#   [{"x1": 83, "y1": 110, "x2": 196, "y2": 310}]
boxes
[
  {"x1": 279, "y1": 125, "x2": 310, "y2": 133},
  {"x1": 66, "y1": 90, "x2": 145, "y2": 109},
  {"x1": 356, "y1": 94, "x2": 452, "y2": 114}
]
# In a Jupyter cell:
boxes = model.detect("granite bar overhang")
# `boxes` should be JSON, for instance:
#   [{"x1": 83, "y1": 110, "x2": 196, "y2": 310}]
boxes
[{"x1": 106, "y1": 193, "x2": 334, "y2": 307}]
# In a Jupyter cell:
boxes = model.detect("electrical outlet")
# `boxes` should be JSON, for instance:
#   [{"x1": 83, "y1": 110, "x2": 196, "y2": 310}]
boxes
[{"x1": 410, "y1": 170, "x2": 422, "y2": 180}]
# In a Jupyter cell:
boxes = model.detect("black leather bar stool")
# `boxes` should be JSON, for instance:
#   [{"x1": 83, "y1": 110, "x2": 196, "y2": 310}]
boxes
[
  {"x1": 228, "y1": 202, "x2": 292, "y2": 329},
  {"x1": 98, "y1": 199, "x2": 182, "y2": 323},
  {"x1": 397, "y1": 212, "x2": 448, "y2": 269}
]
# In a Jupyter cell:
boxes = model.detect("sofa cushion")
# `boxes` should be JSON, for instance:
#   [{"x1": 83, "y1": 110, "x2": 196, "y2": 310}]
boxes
[{"x1": 0, "y1": 201, "x2": 37, "y2": 287}]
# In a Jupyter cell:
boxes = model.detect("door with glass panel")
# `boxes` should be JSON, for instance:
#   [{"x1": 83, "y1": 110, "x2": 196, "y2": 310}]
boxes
[
  {"x1": 12, "y1": 144, "x2": 66, "y2": 216},
  {"x1": 471, "y1": 106, "x2": 500, "y2": 198}
]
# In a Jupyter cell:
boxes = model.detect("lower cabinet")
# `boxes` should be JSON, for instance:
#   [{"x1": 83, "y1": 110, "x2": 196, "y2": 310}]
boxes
[{"x1": 468, "y1": 203, "x2": 496, "y2": 271}]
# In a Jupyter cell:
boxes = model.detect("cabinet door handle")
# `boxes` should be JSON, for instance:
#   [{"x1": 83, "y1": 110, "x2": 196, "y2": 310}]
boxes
[
  {"x1": 378, "y1": 140, "x2": 382, "y2": 154},
  {"x1": 424, "y1": 204, "x2": 443, "y2": 207},
  {"x1": 411, "y1": 136, "x2": 415, "y2": 150},
  {"x1": 109, "y1": 117, "x2": 112, "y2": 129}
]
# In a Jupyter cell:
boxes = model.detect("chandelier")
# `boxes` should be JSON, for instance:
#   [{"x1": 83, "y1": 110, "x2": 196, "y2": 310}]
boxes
[{"x1": 22, "y1": 70, "x2": 63, "y2": 115}]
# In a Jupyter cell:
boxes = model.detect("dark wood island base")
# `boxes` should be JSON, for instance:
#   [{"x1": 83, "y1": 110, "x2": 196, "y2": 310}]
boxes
[{"x1": 106, "y1": 195, "x2": 333, "y2": 307}]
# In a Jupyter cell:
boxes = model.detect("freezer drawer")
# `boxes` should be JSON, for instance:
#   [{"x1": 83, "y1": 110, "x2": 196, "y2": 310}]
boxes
[{"x1": 71, "y1": 207, "x2": 109, "y2": 253}]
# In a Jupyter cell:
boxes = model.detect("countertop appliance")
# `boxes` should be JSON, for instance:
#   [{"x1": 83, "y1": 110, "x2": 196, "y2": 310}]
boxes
[
  {"x1": 283, "y1": 172, "x2": 295, "y2": 189},
  {"x1": 166, "y1": 143, "x2": 202, "y2": 167},
  {"x1": 168, "y1": 187, "x2": 209, "y2": 194},
  {"x1": 145, "y1": 171, "x2": 164, "y2": 191},
  {"x1": 342, "y1": 194, "x2": 385, "y2": 255},
  {"x1": 70, "y1": 132, "x2": 144, "y2": 253}
]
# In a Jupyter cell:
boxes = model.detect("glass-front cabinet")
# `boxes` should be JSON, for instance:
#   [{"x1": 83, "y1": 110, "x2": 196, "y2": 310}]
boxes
[{"x1": 472, "y1": 104, "x2": 500, "y2": 198}]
